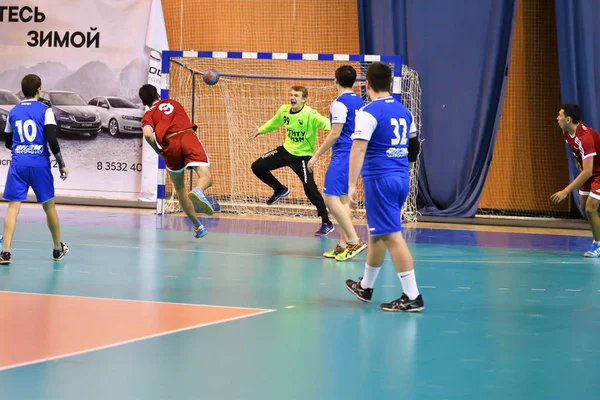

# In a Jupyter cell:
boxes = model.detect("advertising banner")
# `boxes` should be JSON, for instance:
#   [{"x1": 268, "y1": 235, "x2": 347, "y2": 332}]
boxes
[{"x1": 0, "y1": 0, "x2": 168, "y2": 202}]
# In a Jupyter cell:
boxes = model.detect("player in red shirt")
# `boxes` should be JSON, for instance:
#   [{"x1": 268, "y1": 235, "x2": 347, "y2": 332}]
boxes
[
  {"x1": 552, "y1": 103, "x2": 600, "y2": 256},
  {"x1": 139, "y1": 84, "x2": 216, "y2": 238}
]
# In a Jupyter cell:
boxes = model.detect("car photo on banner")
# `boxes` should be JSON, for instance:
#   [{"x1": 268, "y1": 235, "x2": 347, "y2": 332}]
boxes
[
  {"x1": 38, "y1": 90, "x2": 102, "y2": 139},
  {"x1": 87, "y1": 96, "x2": 143, "y2": 137}
]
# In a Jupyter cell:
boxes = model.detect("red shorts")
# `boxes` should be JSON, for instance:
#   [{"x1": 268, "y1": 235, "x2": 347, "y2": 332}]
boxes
[
  {"x1": 579, "y1": 175, "x2": 600, "y2": 200},
  {"x1": 160, "y1": 130, "x2": 209, "y2": 172}
]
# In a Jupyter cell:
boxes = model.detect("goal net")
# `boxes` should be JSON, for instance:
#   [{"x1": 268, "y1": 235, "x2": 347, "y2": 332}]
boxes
[{"x1": 157, "y1": 51, "x2": 422, "y2": 223}]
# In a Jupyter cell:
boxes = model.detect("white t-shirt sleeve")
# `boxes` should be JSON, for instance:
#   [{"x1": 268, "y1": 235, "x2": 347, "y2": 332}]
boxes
[
  {"x1": 408, "y1": 111, "x2": 417, "y2": 134},
  {"x1": 352, "y1": 110, "x2": 377, "y2": 141},
  {"x1": 330, "y1": 100, "x2": 348, "y2": 124},
  {"x1": 44, "y1": 108, "x2": 57, "y2": 126},
  {"x1": 4, "y1": 115, "x2": 12, "y2": 133}
]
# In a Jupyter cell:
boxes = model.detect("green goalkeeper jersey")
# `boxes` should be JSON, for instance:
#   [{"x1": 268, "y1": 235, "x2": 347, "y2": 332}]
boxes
[{"x1": 258, "y1": 104, "x2": 331, "y2": 157}]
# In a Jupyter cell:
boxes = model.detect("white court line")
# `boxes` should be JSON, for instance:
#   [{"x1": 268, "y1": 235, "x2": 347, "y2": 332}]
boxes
[
  {"x1": 0, "y1": 307, "x2": 275, "y2": 372},
  {"x1": 12, "y1": 248, "x2": 41, "y2": 252},
  {"x1": 531, "y1": 289, "x2": 546, "y2": 291},
  {"x1": 0, "y1": 290, "x2": 276, "y2": 312},
  {"x1": 565, "y1": 289, "x2": 582, "y2": 292},
  {"x1": 12, "y1": 240, "x2": 536, "y2": 264}
]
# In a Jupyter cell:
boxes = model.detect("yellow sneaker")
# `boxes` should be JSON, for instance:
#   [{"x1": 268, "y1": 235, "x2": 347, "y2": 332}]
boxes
[
  {"x1": 323, "y1": 244, "x2": 346, "y2": 258},
  {"x1": 335, "y1": 240, "x2": 367, "y2": 261}
]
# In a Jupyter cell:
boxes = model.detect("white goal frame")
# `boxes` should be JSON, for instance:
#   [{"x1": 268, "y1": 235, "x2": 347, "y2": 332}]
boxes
[{"x1": 156, "y1": 50, "x2": 421, "y2": 222}]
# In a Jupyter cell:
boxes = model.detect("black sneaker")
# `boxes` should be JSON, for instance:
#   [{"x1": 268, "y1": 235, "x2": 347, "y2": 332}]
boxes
[
  {"x1": 53, "y1": 242, "x2": 69, "y2": 261},
  {"x1": 0, "y1": 251, "x2": 11, "y2": 265},
  {"x1": 266, "y1": 187, "x2": 290, "y2": 205},
  {"x1": 345, "y1": 278, "x2": 373, "y2": 303},
  {"x1": 380, "y1": 293, "x2": 424, "y2": 312}
]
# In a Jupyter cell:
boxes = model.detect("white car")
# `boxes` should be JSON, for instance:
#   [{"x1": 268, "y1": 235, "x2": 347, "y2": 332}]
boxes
[{"x1": 88, "y1": 96, "x2": 143, "y2": 137}]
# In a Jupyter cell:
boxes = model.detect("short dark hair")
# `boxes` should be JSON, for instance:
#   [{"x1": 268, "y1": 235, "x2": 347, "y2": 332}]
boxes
[
  {"x1": 21, "y1": 74, "x2": 42, "y2": 98},
  {"x1": 335, "y1": 65, "x2": 357, "y2": 88},
  {"x1": 561, "y1": 103, "x2": 581, "y2": 124},
  {"x1": 291, "y1": 86, "x2": 308, "y2": 99},
  {"x1": 366, "y1": 62, "x2": 392, "y2": 93},
  {"x1": 139, "y1": 84, "x2": 160, "y2": 107}
]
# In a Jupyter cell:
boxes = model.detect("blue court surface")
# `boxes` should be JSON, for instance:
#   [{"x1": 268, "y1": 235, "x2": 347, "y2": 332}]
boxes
[{"x1": 1, "y1": 204, "x2": 599, "y2": 400}]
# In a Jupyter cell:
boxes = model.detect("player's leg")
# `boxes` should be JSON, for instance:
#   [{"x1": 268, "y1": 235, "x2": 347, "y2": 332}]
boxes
[
  {"x1": 169, "y1": 169, "x2": 208, "y2": 238},
  {"x1": 578, "y1": 183, "x2": 597, "y2": 256},
  {"x1": 30, "y1": 166, "x2": 69, "y2": 260},
  {"x1": 1, "y1": 165, "x2": 29, "y2": 264},
  {"x1": 345, "y1": 234, "x2": 386, "y2": 302},
  {"x1": 322, "y1": 154, "x2": 366, "y2": 259},
  {"x1": 179, "y1": 132, "x2": 217, "y2": 215},
  {"x1": 583, "y1": 179, "x2": 600, "y2": 257},
  {"x1": 188, "y1": 165, "x2": 217, "y2": 215},
  {"x1": 288, "y1": 157, "x2": 333, "y2": 236},
  {"x1": 251, "y1": 147, "x2": 290, "y2": 204},
  {"x1": 345, "y1": 175, "x2": 423, "y2": 312}
]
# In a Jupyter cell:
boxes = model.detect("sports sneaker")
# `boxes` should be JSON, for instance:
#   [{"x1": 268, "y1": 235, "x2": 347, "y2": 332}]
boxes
[
  {"x1": 194, "y1": 225, "x2": 208, "y2": 238},
  {"x1": 323, "y1": 243, "x2": 346, "y2": 258},
  {"x1": 584, "y1": 241, "x2": 600, "y2": 257},
  {"x1": 380, "y1": 293, "x2": 425, "y2": 312},
  {"x1": 335, "y1": 240, "x2": 367, "y2": 261},
  {"x1": 266, "y1": 187, "x2": 290, "y2": 205},
  {"x1": 345, "y1": 278, "x2": 373, "y2": 303},
  {"x1": 188, "y1": 189, "x2": 215, "y2": 215},
  {"x1": 0, "y1": 251, "x2": 11, "y2": 265},
  {"x1": 314, "y1": 222, "x2": 335, "y2": 236},
  {"x1": 53, "y1": 242, "x2": 69, "y2": 261},
  {"x1": 204, "y1": 194, "x2": 221, "y2": 212}
]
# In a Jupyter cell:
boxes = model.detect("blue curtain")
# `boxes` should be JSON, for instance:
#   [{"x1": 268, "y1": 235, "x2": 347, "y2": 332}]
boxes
[
  {"x1": 555, "y1": 0, "x2": 600, "y2": 216},
  {"x1": 358, "y1": 0, "x2": 518, "y2": 217}
]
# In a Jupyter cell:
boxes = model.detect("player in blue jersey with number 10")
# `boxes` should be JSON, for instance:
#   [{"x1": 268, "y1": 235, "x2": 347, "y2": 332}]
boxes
[
  {"x1": 344, "y1": 62, "x2": 424, "y2": 312},
  {"x1": 1, "y1": 74, "x2": 69, "y2": 265}
]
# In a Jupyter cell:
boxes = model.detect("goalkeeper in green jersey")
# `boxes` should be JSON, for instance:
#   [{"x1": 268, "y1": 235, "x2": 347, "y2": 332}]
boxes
[{"x1": 250, "y1": 86, "x2": 335, "y2": 236}]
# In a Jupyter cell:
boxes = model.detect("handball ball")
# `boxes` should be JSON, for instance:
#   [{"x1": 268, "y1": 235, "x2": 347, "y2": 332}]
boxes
[{"x1": 203, "y1": 69, "x2": 219, "y2": 85}]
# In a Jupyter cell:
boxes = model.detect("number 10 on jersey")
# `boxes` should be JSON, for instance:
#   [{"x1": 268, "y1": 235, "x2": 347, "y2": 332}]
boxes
[{"x1": 15, "y1": 119, "x2": 37, "y2": 142}]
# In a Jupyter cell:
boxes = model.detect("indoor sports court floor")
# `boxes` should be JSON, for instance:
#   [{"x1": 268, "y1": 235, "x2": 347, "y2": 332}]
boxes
[{"x1": 1, "y1": 204, "x2": 599, "y2": 400}]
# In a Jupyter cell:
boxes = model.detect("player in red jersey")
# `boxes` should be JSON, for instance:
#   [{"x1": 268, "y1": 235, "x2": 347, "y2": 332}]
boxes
[
  {"x1": 552, "y1": 103, "x2": 600, "y2": 256},
  {"x1": 139, "y1": 84, "x2": 216, "y2": 238}
]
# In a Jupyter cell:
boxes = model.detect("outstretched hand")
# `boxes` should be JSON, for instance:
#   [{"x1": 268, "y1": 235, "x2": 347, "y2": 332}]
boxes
[{"x1": 249, "y1": 131, "x2": 260, "y2": 140}]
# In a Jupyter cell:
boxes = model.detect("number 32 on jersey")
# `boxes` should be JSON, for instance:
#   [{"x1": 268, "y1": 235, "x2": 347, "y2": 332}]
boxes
[{"x1": 390, "y1": 118, "x2": 408, "y2": 146}]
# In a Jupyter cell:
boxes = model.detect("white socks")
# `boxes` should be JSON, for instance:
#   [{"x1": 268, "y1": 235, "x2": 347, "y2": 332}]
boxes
[
  {"x1": 360, "y1": 264, "x2": 420, "y2": 301},
  {"x1": 360, "y1": 264, "x2": 380, "y2": 289},
  {"x1": 398, "y1": 270, "x2": 420, "y2": 300}
]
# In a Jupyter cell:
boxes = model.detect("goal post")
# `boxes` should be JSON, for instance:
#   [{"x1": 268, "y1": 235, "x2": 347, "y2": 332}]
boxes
[{"x1": 156, "y1": 50, "x2": 422, "y2": 223}]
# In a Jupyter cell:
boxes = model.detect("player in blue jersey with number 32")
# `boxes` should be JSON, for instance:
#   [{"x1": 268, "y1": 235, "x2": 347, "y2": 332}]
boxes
[
  {"x1": 1, "y1": 74, "x2": 69, "y2": 265},
  {"x1": 344, "y1": 62, "x2": 424, "y2": 312}
]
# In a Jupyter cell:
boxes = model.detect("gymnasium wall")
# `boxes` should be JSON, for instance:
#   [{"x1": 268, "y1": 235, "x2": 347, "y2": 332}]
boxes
[{"x1": 478, "y1": 0, "x2": 573, "y2": 217}]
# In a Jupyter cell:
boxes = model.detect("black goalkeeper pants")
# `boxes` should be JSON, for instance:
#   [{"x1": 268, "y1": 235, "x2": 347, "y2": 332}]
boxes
[{"x1": 251, "y1": 146, "x2": 330, "y2": 223}]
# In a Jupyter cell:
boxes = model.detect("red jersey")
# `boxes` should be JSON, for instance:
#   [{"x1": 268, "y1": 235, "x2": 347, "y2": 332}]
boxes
[
  {"x1": 563, "y1": 122, "x2": 600, "y2": 176},
  {"x1": 142, "y1": 99, "x2": 197, "y2": 146}
]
